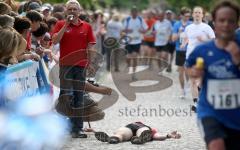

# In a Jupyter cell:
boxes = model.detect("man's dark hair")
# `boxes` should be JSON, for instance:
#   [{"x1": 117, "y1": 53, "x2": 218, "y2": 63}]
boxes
[
  {"x1": 46, "y1": 17, "x2": 58, "y2": 31},
  {"x1": 14, "y1": 17, "x2": 31, "y2": 34},
  {"x1": 26, "y1": 10, "x2": 42, "y2": 22},
  {"x1": 52, "y1": 4, "x2": 65, "y2": 14},
  {"x1": 212, "y1": 0, "x2": 240, "y2": 21},
  {"x1": 32, "y1": 22, "x2": 48, "y2": 37},
  {"x1": 52, "y1": 12, "x2": 64, "y2": 20}
]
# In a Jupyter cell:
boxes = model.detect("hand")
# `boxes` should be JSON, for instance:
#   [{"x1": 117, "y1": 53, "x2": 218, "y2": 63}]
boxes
[
  {"x1": 225, "y1": 41, "x2": 240, "y2": 65},
  {"x1": 125, "y1": 29, "x2": 133, "y2": 33},
  {"x1": 180, "y1": 44, "x2": 185, "y2": 49},
  {"x1": 196, "y1": 36, "x2": 204, "y2": 42},
  {"x1": 31, "y1": 53, "x2": 41, "y2": 61},
  {"x1": 190, "y1": 65, "x2": 204, "y2": 78},
  {"x1": 66, "y1": 15, "x2": 74, "y2": 25},
  {"x1": 99, "y1": 86, "x2": 112, "y2": 95},
  {"x1": 138, "y1": 28, "x2": 146, "y2": 33},
  {"x1": 151, "y1": 31, "x2": 156, "y2": 36},
  {"x1": 43, "y1": 49, "x2": 52, "y2": 55},
  {"x1": 35, "y1": 46, "x2": 44, "y2": 56}
]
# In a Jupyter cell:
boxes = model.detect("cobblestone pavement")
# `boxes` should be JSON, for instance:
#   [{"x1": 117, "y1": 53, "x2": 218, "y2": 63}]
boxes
[{"x1": 62, "y1": 64, "x2": 206, "y2": 150}]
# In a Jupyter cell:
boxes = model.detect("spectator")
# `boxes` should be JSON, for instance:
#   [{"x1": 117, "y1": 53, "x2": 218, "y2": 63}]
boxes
[
  {"x1": 26, "y1": 10, "x2": 42, "y2": 32},
  {"x1": 0, "y1": 2, "x2": 12, "y2": 15},
  {"x1": 52, "y1": 4, "x2": 65, "y2": 14},
  {"x1": 41, "y1": 3, "x2": 53, "y2": 21},
  {"x1": 52, "y1": 12, "x2": 64, "y2": 21},
  {"x1": 32, "y1": 22, "x2": 48, "y2": 49},
  {"x1": 52, "y1": 0, "x2": 97, "y2": 138},
  {"x1": 4, "y1": 0, "x2": 18, "y2": 12},
  {"x1": 0, "y1": 27, "x2": 22, "y2": 107},
  {"x1": 0, "y1": 14, "x2": 14, "y2": 27},
  {"x1": 0, "y1": 26, "x2": 25, "y2": 68},
  {"x1": 26, "y1": 10, "x2": 42, "y2": 50},
  {"x1": 46, "y1": 17, "x2": 58, "y2": 33},
  {"x1": 14, "y1": 16, "x2": 31, "y2": 39},
  {"x1": 26, "y1": 0, "x2": 42, "y2": 12}
]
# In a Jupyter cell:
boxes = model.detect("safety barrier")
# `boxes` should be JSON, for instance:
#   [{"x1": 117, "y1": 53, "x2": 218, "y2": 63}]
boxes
[{"x1": 4, "y1": 59, "x2": 51, "y2": 101}]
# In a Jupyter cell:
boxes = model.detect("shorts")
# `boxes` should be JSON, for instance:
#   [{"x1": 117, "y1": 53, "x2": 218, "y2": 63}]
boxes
[
  {"x1": 155, "y1": 45, "x2": 168, "y2": 53},
  {"x1": 125, "y1": 122, "x2": 151, "y2": 136},
  {"x1": 125, "y1": 44, "x2": 141, "y2": 54},
  {"x1": 166, "y1": 43, "x2": 175, "y2": 54},
  {"x1": 175, "y1": 51, "x2": 186, "y2": 66},
  {"x1": 198, "y1": 117, "x2": 240, "y2": 150},
  {"x1": 143, "y1": 41, "x2": 155, "y2": 48}
]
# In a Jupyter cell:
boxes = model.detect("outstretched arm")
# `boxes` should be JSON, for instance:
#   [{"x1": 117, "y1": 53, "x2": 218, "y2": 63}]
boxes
[{"x1": 85, "y1": 83, "x2": 112, "y2": 95}]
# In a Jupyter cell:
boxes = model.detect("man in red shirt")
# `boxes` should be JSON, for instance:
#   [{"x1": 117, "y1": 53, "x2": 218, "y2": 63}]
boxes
[{"x1": 52, "y1": 0, "x2": 96, "y2": 138}]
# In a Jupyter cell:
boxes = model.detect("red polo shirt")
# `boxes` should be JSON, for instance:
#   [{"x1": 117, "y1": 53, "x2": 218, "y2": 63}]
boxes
[{"x1": 53, "y1": 19, "x2": 96, "y2": 67}]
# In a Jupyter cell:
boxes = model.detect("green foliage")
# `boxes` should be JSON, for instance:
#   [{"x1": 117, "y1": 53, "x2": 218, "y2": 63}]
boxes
[
  {"x1": 41, "y1": 0, "x2": 149, "y2": 10},
  {"x1": 167, "y1": 0, "x2": 240, "y2": 13},
  {"x1": 22, "y1": 0, "x2": 240, "y2": 12}
]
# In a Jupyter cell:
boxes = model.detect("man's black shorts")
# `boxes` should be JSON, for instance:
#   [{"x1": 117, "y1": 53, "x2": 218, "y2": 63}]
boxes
[
  {"x1": 125, "y1": 44, "x2": 141, "y2": 54},
  {"x1": 125, "y1": 122, "x2": 151, "y2": 136},
  {"x1": 198, "y1": 117, "x2": 240, "y2": 150},
  {"x1": 155, "y1": 45, "x2": 168, "y2": 53},
  {"x1": 143, "y1": 41, "x2": 155, "y2": 48},
  {"x1": 166, "y1": 43, "x2": 175, "y2": 54},
  {"x1": 175, "y1": 51, "x2": 186, "y2": 66}
]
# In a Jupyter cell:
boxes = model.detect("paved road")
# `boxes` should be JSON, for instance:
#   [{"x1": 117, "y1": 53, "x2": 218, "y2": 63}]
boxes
[{"x1": 62, "y1": 64, "x2": 206, "y2": 150}]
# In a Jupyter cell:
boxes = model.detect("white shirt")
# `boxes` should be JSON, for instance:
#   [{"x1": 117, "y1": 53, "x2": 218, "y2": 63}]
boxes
[
  {"x1": 185, "y1": 22, "x2": 215, "y2": 58},
  {"x1": 123, "y1": 16, "x2": 148, "y2": 44},
  {"x1": 153, "y1": 19, "x2": 172, "y2": 46},
  {"x1": 106, "y1": 20, "x2": 123, "y2": 39}
]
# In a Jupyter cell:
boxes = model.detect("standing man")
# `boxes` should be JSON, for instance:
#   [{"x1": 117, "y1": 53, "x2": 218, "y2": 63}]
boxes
[
  {"x1": 186, "y1": 1, "x2": 240, "y2": 149},
  {"x1": 123, "y1": 6, "x2": 148, "y2": 81},
  {"x1": 52, "y1": 0, "x2": 96, "y2": 138}
]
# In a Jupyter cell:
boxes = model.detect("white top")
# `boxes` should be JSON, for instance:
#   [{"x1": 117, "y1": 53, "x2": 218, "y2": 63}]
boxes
[
  {"x1": 123, "y1": 16, "x2": 148, "y2": 44},
  {"x1": 153, "y1": 19, "x2": 172, "y2": 46},
  {"x1": 185, "y1": 22, "x2": 215, "y2": 58},
  {"x1": 106, "y1": 20, "x2": 123, "y2": 39}
]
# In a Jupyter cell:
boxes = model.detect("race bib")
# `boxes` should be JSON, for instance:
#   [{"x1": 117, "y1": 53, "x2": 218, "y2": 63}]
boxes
[
  {"x1": 130, "y1": 31, "x2": 141, "y2": 41},
  {"x1": 207, "y1": 79, "x2": 240, "y2": 109}
]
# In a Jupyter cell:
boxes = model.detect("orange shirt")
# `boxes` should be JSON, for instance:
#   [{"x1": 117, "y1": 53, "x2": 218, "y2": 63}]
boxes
[{"x1": 144, "y1": 18, "x2": 156, "y2": 42}]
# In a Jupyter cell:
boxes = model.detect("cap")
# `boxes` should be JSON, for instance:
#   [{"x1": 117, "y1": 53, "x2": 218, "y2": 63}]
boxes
[
  {"x1": 28, "y1": 2, "x2": 41, "y2": 11},
  {"x1": 41, "y1": 3, "x2": 52, "y2": 12},
  {"x1": 165, "y1": 10, "x2": 173, "y2": 14}
]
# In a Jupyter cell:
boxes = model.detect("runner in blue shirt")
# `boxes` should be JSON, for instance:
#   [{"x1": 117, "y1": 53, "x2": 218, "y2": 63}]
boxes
[
  {"x1": 185, "y1": 1, "x2": 240, "y2": 149},
  {"x1": 172, "y1": 7, "x2": 192, "y2": 99}
]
